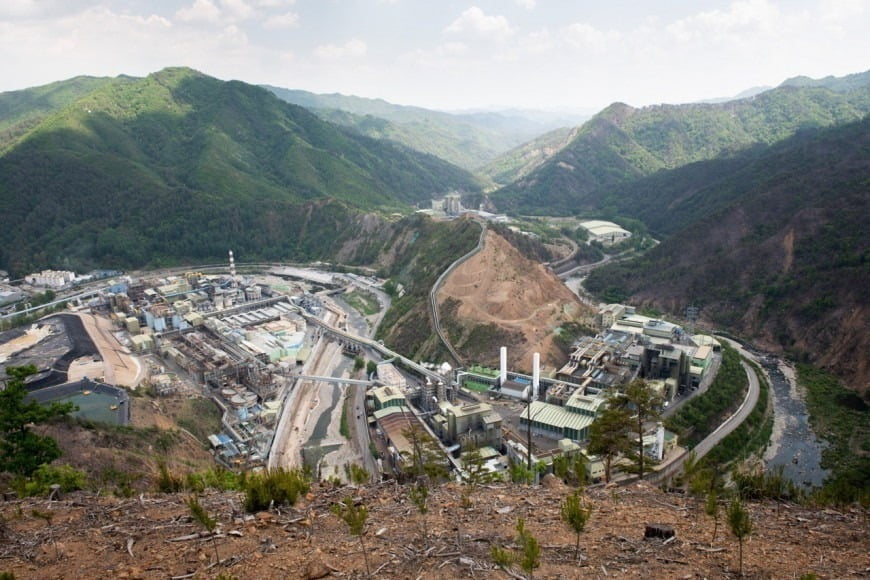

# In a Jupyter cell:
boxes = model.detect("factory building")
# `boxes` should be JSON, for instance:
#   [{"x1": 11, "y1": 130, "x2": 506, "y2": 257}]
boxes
[
  {"x1": 374, "y1": 405, "x2": 442, "y2": 474},
  {"x1": 519, "y1": 387, "x2": 606, "y2": 442},
  {"x1": 370, "y1": 385, "x2": 406, "y2": 411},
  {"x1": 430, "y1": 400, "x2": 502, "y2": 451},
  {"x1": 578, "y1": 220, "x2": 632, "y2": 246},
  {"x1": 25, "y1": 269, "x2": 77, "y2": 288}
]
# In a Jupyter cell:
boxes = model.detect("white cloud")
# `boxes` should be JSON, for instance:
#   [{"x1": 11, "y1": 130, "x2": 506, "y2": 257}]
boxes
[
  {"x1": 176, "y1": 0, "x2": 222, "y2": 23},
  {"x1": 518, "y1": 28, "x2": 553, "y2": 55},
  {"x1": 254, "y1": 0, "x2": 295, "y2": 7},
  {"x1": 562, "y1": 22, "x2": 622, "y2": 51},
  {"x1": 445, "y1": 6, "x2": 514, "y2": 41},
  {"x1": 399, "y1": 41, "x2": 470, "y2": 69},
  {"x1": 262, "y1": 11, "x2": 299, "y2": 29},
  {"x1": 515, "y1": 0, "x2": 536, "y2": 10},
  {"x1": 666, "y1": 0, "x2": 779, "y2": 42},
  {"x1": 176, "y1": 0, "x2": 257, "y2": 24},
  {"x1": 314, "y1": 38, "x2": 367, "y2": 60},
  {"x1": 218, "y1": 24, "x2": 249, "y2": 47},
  {"x1": 221, "y1": 0, "x2": 255, "y2": 21}
]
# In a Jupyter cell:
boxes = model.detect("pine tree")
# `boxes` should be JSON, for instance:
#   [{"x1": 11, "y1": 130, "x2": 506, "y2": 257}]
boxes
[
  {"x1": 615, "y1": 379, "x2": 662, "y2": 479},
  {"x1": 560, "y1": 490, "x2": 592, "y2": 560},
  {"x1": 516, "y1": 518, "x2": 541, "y2": 579},
  {"x1": 587, "y1": 404, "x2": 631, "y2": 483},
  {"x1": 0, "y1": 365, "x2": 74, "y2": 476},
  {"x1": 705, "y1": 489, "x2": 720, "y2": 546},
  {"x1": 727, "y1": 496, "x2": 752, "y2": 577},
  {"x1": 408, "y1": 480, "x2": 429, "y2": 546},
  {"x1": 186, "y1": 495, "x2": 219, "y2": 564},
  {"x1": 332, "y1": 496, "x2": 371, "y2": 577}
]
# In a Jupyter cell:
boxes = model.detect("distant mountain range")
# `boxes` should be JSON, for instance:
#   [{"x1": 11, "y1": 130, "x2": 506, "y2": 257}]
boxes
[
  {"x1": 0, "y1": 67, "x2": 480, "y2": 274},
  {"x1": 585, "y1": 117, "x2": 869, "y2": 390},
  {"x1": 1, "y1": 66, "x2": 867, "y2": 388},
  {"x1": 492, "y1": 76, "x2": 870, "y2": 215},
  {"x1": 263, "y1": 86, "x2": 586, "y2": 172}
]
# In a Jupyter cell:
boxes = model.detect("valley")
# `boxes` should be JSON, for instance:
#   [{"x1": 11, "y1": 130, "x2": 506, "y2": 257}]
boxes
[{"x1": 0, "y1": 61, "x2": 866, "y2": 578}]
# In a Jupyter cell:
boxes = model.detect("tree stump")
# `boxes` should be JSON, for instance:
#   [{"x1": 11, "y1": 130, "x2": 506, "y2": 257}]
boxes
[{"x1": 644, "y1": 523, "x2": 675, "y2": 539}]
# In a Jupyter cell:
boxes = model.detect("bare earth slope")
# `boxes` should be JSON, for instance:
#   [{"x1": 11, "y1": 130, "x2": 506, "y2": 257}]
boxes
[
  {"x1": 1, "y1": 480, "x2": 866, "y2": 578},
  {"x1": 438, "y1": 229, "x2": 593, "y2": 371}
]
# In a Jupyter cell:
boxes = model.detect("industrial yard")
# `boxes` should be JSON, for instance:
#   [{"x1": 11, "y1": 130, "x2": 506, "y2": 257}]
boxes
[{"x1": 0, "y1": 251, "x2": 729, "y2": 487}]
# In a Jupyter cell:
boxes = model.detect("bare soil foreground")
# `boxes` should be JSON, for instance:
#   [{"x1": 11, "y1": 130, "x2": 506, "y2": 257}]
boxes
[
  {"x1": 1, "y1": 479, "x2": 865, "y2": 579},
  {"x1": 438, "y1": 229, "x2": 594, "y2": 370}
]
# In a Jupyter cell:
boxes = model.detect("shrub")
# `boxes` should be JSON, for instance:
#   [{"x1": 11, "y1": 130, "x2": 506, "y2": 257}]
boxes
[
  {"x1": 14, "y1": 464, "x2": 86, "y2": 497},
  {"x1": 156, "y1": 462, "x2": 183, "y2": 493},
  {"x1": 243, "y1": 468, "x2": 310, "y2": 512}
]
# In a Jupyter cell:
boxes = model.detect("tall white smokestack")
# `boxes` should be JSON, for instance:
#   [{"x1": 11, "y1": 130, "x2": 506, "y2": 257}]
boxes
[
  {"x1": 228, "y1": 250, "x2": 237, "y2": 286},
  {"x1": 655, "y1": 422, "x2": 665, "y2": 461},
  {"x1": 532, "y1": 352, "x2": 540, "y2": 401},
  {"x1": 500, "y1": 346, "x2": 508, "y2": 385}
]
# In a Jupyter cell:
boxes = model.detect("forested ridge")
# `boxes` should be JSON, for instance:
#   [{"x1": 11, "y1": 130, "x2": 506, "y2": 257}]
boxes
[
  {"x1": 585, "y1": 118, "x2": 870, "y2": 390},
  {"x1": 0, "y1": 67, "x2": 480, "y2": 275},
  {"x1": 494, "y1": 82, "x2": 870, "y2": 215}
]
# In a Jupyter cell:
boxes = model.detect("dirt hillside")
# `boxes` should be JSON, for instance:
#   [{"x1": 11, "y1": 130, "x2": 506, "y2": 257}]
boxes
[
  {"x1": 1, "y1": 479, "x2": 865, "y2": 579},
  {"x1": 438, "y1": 229, "x2": 593, "y2": 371}
]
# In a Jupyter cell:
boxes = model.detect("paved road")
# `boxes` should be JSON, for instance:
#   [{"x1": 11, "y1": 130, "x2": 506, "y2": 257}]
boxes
[
  {"x1": 429, "y1": 221, "x2": 486, "y2": 366},
  {"x1": 649, "y1": 361, "x2": 760, "y2": 483}
]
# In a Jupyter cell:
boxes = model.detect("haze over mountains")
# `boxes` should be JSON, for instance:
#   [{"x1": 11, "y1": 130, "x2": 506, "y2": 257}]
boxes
[
  {"x1": 0, "y1": 66, "x2": 867, "y2": 389},
  {"x1": 263, "y1": 85, "x2": 588, "y2": 172}
]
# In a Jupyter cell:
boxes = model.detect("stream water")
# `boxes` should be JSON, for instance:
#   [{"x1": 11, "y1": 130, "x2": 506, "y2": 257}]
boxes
[
  {"x1": 300, "y1": 358, "x2": 351, "y2": 475},
  {"x1": 762, "y1": 360, "x2": 829, "y2": 489}
]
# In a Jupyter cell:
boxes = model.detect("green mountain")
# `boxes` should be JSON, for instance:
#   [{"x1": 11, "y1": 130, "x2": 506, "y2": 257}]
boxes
[
  {"x1": 263, "y1": 86, "x2": 574, "y2": 171},
  {"x1": 0, "y1": 68, "x2": 481, "y2": 274},
  {"x1": 585, "y1": 118, "x2": 870, "y2": 391},
  {"x1": 0, "y1": 75, "x2": 115, "y2": 151},
  {"x1": 479, "y1": 125, "x2": 580, "y2": 186},
  {"x1": 780, "y1": 69, "x2": 870, "y2": 92},
  {"x1": 494, "y1": 79, "x2": 870, "y2": 215}
]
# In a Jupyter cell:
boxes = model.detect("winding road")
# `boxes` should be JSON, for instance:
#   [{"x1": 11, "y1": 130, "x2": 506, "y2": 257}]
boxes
[{"x1": 648, "y1": 360, "x2": 761, "y2": 483}]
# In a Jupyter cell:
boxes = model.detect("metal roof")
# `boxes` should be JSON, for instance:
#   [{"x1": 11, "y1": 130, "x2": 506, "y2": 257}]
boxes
[{"x1": 521, "y1": 401, "x2": 595, "y2": 433}]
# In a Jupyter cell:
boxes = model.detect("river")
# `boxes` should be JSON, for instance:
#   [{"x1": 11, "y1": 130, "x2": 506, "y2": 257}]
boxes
[{"x1": 762, "y1": 359, "x2": 829, "y2": 489}]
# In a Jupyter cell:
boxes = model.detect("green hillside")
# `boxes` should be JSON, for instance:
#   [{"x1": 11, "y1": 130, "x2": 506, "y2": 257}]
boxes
[
  {"x1": 263, "y1": 86, "x2": 569, "y2": 171},
  {"x1": 0, "y1": 68, "x2": 481, "y2": 274},
  {"x1": 780, "y1": 69, "x2": 870, "y2": 92},
  {"x1": 585, "y1": 118, "x2": 870, "y2": 390},
  {"x1": 480, "y1": 125, "x2": 580, "y2": 186},
  {"x1": 0, "y1": 75, "x2": 115, "y2": 151},
  {"x1": 494, "y1": 80, "x2": 870, "y2": 215}
]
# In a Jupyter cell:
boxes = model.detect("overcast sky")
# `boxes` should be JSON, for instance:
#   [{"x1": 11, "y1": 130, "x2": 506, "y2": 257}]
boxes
[{"x1": 1, "y1": 0, "x2": 868, "y2": 111}]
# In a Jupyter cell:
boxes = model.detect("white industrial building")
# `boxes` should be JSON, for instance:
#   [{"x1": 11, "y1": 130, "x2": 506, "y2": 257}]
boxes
[
  {"x1": 25, "y1": 269, "x2": 77, "y2": 288},
  {"x1": 579, "y1": 220, "x2": 632, "y2": 246}
]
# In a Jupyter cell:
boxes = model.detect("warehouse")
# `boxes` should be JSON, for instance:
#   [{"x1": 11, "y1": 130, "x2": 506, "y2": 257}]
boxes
[{"x1": 579, "y1": 220, "x2": 632, "y2": 246}]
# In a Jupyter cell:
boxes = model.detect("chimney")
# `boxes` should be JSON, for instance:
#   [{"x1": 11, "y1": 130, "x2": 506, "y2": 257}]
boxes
[
  {"x1": 228, "y1": 250, "x2": 237, "y2": 286},
  {"x1": 532, "y1": 352, "x2": 540, "y2": 401},
  {"x1": 655, "y1": 422, "x2": 665, "y2": 461},
  {"x1": 499, "y1": 346, "x2": 508, "y2": 385}
]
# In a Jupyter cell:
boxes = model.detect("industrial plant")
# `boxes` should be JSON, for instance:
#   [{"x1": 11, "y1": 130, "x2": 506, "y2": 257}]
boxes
[{"x1": 1, "y1": 246, "x2": 720, "y2": 485}]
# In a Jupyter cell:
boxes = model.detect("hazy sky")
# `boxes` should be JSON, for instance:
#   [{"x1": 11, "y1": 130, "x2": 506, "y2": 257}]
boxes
[{"x1": 1, "y1": 0, "x2": 868, "y2": 111}]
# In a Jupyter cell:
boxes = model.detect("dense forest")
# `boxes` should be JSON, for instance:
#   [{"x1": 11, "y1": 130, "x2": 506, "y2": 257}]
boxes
[
  {"x1": 0, "y1": 68, "x2": 480, "y2": 275},
  {"x1": 585, "y1": 118, "x2": 870, "y2": 390},
  {"x1": 493, "y1": 83, "x2": 870, "y2": 215}
]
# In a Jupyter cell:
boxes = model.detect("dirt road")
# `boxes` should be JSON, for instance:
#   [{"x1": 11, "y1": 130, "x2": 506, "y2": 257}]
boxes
[{"x1": 74, "y1": 312, "x2": 144, "y2": 387}]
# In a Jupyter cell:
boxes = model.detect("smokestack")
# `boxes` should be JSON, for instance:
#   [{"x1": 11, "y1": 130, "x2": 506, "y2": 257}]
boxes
[
  {"x1": 532, "y1": 352, "x2": 540, "y2": 401},
  {"x1": 500, "y1": 346, "x2": 508, "y2": 385},
  {"x1": 655, "y1": 422, "x2": 665, "y2": 461},
  {"x1": 228, "y1": 250, "x2": 237, "y2": 286}
]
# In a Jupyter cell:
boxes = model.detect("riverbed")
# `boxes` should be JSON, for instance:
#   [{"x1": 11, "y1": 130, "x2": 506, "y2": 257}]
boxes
[{"x1": 762, "y1": 359, "x2": 829, "y2": 489}]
